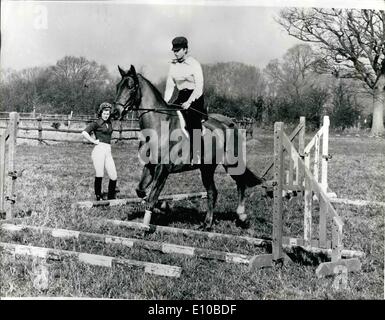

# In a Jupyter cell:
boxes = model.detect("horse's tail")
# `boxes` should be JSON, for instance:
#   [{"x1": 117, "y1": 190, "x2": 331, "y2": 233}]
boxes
[
  {"x1": 227, "y1": 165, "x2": 264, "y2": 188},
  {"x1": 242, "y1": 167, "x2": 264, "y2": 187}
]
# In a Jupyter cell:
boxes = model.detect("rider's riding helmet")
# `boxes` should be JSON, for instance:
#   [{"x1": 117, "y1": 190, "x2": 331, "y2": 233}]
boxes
[
  {"x1": 97, "y1": 102, "x2": 113, "y2": 118},
  {"x1": 172, "y1": 36, "x2": 188, "y2": 51}
]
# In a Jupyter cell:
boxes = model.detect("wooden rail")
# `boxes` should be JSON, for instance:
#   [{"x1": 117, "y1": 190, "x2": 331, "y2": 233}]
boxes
[{"x1": 0, "y1": 115, "x2": 140, "y2": 143}]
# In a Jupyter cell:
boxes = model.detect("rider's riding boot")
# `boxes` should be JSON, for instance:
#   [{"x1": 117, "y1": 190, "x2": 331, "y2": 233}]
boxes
[
  {"x1": 107, "y1": 179, "x2": 117, "y2": 200},
  {"x1": 94, "y1": 177, "x2": 103, "y2": 201}
]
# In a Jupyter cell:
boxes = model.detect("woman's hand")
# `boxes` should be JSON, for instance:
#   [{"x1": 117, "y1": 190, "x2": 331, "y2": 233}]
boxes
[
  {"x1": 181, "y1": 101, "x2": 191, "y2": 109},
  {"x1": 94, "y1": 139, "x2": 100, "y2": 145}
]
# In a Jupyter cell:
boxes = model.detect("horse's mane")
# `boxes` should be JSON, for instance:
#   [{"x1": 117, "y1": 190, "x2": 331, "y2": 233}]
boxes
[{"x1": 138, "y1": 74, "x2": 179, "y2": 109}]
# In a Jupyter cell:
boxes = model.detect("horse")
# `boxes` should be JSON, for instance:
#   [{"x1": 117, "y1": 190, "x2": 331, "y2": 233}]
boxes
[{"x1": 112, "y1": 65, "x2": 263, "y2": 230}]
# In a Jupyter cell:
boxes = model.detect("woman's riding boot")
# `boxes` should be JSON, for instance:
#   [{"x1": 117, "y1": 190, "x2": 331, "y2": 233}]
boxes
[
  {"x1": 94, "y1": 177, "x2": 103, "y2": 201},
  {"x1": 108, "y1": 179, "x2": 117, "y2": 200}
]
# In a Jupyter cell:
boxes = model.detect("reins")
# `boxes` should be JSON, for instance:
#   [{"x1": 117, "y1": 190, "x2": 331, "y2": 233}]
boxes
[
  {"x1": 134, "y1": 104, "x2": 210, "y2": 120},
  {"x1": 115, "y1": 74, "x2": 211, "y2": 120}
]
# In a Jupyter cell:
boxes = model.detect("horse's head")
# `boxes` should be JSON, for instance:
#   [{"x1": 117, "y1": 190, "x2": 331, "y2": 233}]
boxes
[{"x1": 113, "y1": 65, "x2": 141, "y2": 120}]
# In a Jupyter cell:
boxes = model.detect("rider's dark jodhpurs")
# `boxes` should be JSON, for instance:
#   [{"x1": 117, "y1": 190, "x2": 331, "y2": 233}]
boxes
[{"x1": 171, "y1": 89, "x2": 208, "y2": 161}]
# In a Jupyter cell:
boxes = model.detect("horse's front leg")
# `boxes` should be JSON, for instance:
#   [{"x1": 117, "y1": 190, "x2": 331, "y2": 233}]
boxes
[
  {"x1": 200, "y1": 165, "x2": 218, "y2": 230},
  {"x1": 136, "y1": 164, "x2": 155, "y2": 199},
  {"x1": 143, "y1": 165, "x2": 169, "y2": 225}
]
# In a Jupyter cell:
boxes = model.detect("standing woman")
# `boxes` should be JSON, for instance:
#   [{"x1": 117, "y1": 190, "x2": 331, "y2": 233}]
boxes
[
  {"x1": 164, "y1": 36, "x2": 208, "y2": 164},
  {"x1": 82, "y1": 102, "x2": 117, "y2": 201}
]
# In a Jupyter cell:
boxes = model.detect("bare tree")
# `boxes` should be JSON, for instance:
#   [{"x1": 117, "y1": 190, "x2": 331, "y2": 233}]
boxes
[
  {"x1": 0, "y1": 67, "x2": 49, "y2": 112},
  {"x1": 51, "y1": 56, "x2": 110, "y2": 87},
  {"x1": 264, "y1": 44, "x2": 317, "y2": 99},
  {"x1": 278, "y1": 8, "x2": 385, "y2": 136},
  {"x1": 46, "y1": 56, "x2": 114, "y2": 113}
]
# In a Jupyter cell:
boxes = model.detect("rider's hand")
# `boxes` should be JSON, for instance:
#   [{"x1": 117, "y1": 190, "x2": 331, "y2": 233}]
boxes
[
  {"x1": 94, "y1": 139, "x2": 100, "y2": 145},
  {"x1": 181, "y1": 101, "x2": 191, "y2": 109}
]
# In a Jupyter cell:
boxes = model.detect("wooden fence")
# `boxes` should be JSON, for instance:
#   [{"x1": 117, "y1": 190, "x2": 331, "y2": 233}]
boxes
[
  {"x1": 0, "y1": 113, "x2": 140, "y2": 144},
  {"x1": 0, "y1": 112, "x2": 254, "y2": 144}
]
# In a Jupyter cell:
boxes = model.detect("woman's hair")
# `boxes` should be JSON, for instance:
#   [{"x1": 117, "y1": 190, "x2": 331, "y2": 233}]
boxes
[{"x1": 97, "y1": 102, "x2": 112, "y2": 118}]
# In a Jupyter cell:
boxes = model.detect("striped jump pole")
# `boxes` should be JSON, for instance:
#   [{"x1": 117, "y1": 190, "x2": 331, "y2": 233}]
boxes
[
  {"x1": 1, "y1": 223, "x2": 252, "y2": 265},
  {"x1": 100, "y1": 219, "x2": 364, "y2": 260},
  {"x1": 75, "y1": 192, "x2": 208, "y2": 209},
  {"x1": 0, "y1": 241, "x2": 181, "y2": 278}
]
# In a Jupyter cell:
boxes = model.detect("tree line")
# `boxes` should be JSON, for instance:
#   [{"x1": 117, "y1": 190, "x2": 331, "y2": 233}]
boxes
[{"x1": 0, "y1": 51, "x2": 368, "y2": 131}]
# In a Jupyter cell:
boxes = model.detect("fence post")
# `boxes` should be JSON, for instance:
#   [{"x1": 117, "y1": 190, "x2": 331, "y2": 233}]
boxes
[
  {"x1": 37, "y1": 117, "x2": 42, "y2": 144},
  {"x1": 304, "y1": 144, "x2": 313, "y2": 246},
  {"x1": 273, "y1": 122, "x2": 284, "y2": 263},
  {"x1": 321, "y1": 116, "x2": 330, "y2": 192},
  {"x1": 331, "y1": 218, "x2": 343, "y2": 262},
  {"x1": 130, "y1": 112, "x2": 137, "y2": 139},
  {"x1": 0, "y1": 133, "x2": 6, "y2": 215},
  {"x1": 313, "y1": 134, "x2": 320, "y2": 183},
  {"x1": 68, "y1": 111, "x2": 73, "y2": 129},
  {"x1": 298, "y1": 117, "x2": 305, "y2": 188},
  {"x1": 119, "y1": 120, "x2": 123, "y2": 142},
  {"x1": 5, "y1": 112, "x2": 18, "y2": 219},
  {"x1": 319, "y1": 116, "x2": 330, "y2": 248}
]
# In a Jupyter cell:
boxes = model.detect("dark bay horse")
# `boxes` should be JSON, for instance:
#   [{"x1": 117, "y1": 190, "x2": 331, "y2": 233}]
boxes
[{"x1": 113, "y1": 65, "x2": 263, "y2": 229}]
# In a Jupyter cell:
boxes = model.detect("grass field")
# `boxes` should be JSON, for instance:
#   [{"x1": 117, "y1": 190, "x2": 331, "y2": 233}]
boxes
[{"x1": 0, "y1": 131, "x2": 384, "y2": 299}]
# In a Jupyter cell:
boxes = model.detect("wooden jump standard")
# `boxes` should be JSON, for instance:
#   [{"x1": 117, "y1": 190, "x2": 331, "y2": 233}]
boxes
[
  {"x1": 0, "y1": 241, "x2": 181, "y2": 278},
  {"x1": 261, "y1": 120, "x2": 362, "y2": 277},
  {"x1": 262, "y1": 116, "x2": 385, "y2": 208}
]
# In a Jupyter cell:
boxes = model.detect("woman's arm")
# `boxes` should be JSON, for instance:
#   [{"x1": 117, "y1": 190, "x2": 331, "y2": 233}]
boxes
[
  {"x1": 82, "y1": 131, "x2": 99, "y2": 144},
  {"x1": 164, "y1": 67, "x2": 175, "y2": 103},
  {"x1": 187, "y1": 59, "x2": 204, "y2": 104}
]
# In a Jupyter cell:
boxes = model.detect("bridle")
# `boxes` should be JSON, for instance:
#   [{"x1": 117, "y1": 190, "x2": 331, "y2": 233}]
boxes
[{"x1": 113, "y1": 77, "x2": 142, "y2": 120}]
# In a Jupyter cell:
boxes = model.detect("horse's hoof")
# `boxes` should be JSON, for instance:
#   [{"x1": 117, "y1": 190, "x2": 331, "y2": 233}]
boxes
[
  {"x1": 203, "y1": 220, "x2": 213, "y2": 231},
  {"x1": 159, "y1": 201, "x2": 170, "y2": 213},
  {"x1": 204, "y1": 225, "x2": 213, "y2": 232},
  {"x1": 236, "y1": 217, "x2": 250, "y2": 229},
  {"x1": 238, "y1": 213, "x2": 248, "y2": 222},
  {"x1": 136, "y1": 189, "x2": 147, "y2": 199},
  {"x1": 198, "y1": 222, "x2": 212, "y2": 232}
]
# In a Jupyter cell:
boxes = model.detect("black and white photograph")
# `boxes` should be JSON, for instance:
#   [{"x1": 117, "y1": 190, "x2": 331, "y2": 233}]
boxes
[{"x1": 0, "y1": 0, "x2": 384, "y2": 302}]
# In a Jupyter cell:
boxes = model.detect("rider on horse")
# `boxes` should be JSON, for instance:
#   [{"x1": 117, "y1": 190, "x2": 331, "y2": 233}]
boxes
[{"x1": 164, "y1": 36, "x2": 208, "y2": 165}]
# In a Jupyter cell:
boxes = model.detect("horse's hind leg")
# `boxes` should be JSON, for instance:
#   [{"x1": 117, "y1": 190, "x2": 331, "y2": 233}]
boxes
[
  {"x1": 235, "y1": 182, "x2": 248, "y2": 224},
  {"x1": 226, "y1": 169, "x2": 249, "y2": 228},
  {"x1": 136, "y1": 164, "x2": 155, "y2": 199},
  {"x1": 200, "y1": 165, "x2": 218, "y2": 230}
]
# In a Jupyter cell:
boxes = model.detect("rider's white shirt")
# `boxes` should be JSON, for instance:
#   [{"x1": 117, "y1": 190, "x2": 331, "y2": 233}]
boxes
[{"x1": 164, "y1": 56, "x2": 204, "y2": 104}]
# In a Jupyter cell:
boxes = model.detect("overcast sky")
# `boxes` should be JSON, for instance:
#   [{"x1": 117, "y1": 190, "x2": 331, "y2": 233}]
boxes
[{"x1": 2, "y1": 0, "x2": 384, "y2": 82}]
